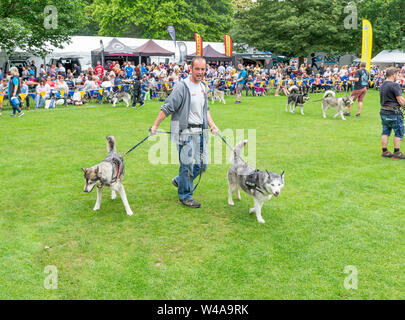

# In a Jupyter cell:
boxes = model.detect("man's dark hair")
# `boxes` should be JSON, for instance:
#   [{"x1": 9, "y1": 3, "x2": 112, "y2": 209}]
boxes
[
  {"x1": 191, "y1": 57, "x2": 206, "y2": 68},
  {"x1": 360, "y1": 62, "x2": 366, "y2": 68},
  {"x1": 386, "y1": 67, "x2": 398, "y2": 78}
]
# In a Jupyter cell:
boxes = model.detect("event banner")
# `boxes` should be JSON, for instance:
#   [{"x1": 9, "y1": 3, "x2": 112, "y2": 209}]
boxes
[
  {"x1": 194, "y1": 33, "x2": 203, "y2": 57},
  {"x1": 177, "y1": 41, "x2": 188, "y2": 63},
  {"x1": 224, "y1": 34, "x2": 232, "y2": 57},
  {"x1": 361, "y1": 19, "x2": 373, "y2": 73},
  {"x1": 167, "y1": 25, "x2": 176, "y2": 47}
]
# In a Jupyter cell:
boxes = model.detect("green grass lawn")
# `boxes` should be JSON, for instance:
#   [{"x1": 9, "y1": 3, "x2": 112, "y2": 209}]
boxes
[{"x1": 0, "y1": 90, "x2": 404, "y2": 299}]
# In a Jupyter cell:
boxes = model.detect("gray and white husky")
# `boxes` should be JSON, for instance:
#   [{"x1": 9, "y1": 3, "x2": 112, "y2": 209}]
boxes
[
  {"x1": 285, "y1": 85, "x2": 309, "y2": 115},
  {"x1": 227, "y1": 140, "x2": 285, "y2": 223},
  {"x1": 82, "y1": 135, "x2": 133, "y2": 216},
  {"x1": 322, "y1": 90, "x2": 353, "y2": 120},
  {"x1": 107, "y1": 91, "x2": 131, "y2": 107}
]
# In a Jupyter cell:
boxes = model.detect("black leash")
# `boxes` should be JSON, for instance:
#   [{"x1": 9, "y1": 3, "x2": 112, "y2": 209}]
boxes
[
  {"x1": 217, "y1": 132, "x2": 248, "y2": 165},
  {"x1": 124, "y1": 132, "x2": 151, "y2": 156}
]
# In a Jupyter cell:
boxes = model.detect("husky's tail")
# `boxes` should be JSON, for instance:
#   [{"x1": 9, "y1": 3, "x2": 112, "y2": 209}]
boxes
[
  {"x1": 323, "y1": 90, "x2": 336, "y2": 99},
  {"x1": 230, "y1": 140, "x2": 248, "y2": 165},
  {"x1": 288, "y1": 85, "x2": 299, "y2": 95},
  {"x1": 106, "y1": 135, "x2": 117, "y2": 153}
]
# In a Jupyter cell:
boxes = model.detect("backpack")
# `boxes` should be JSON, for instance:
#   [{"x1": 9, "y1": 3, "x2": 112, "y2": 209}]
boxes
[{"x1": 360, "y1": 69, "x2": 369, "y2": 87}]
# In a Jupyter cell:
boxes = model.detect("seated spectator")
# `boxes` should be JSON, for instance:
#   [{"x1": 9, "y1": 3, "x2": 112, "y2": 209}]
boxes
[
  {"x1": 46, "y1": 76, "x2": 55, "y2": 88},
  {"x1": 99, "y1": 76, "x2": 113, "y2": 103},
  {"x1": 20, "y1": 79, "x2": 30, "y2": 110},
  {"x1": 113, "y1": 71, "x2": 124, "y2": 92},
  {"x1": 35, "y1": 78, "x2": 51, "y2": 108},
  {"x1": 245, "y1": 75, "x2": 255, "y2": 96},
  {"x1": 254, "y1": 75, "x2": 265, "y2": 96},
  {"x1": 72, "y1": 88, "x2": 84, "y2": 106},
  {"x1": 58, "y1": 63, "x2": 66, "y2": 77},
  {"x1": 55, "y1": 75, "x2": 69, "y2": 99}
]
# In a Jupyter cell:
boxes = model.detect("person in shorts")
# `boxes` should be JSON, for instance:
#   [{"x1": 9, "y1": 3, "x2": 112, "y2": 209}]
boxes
[
  {"x1": 380, "y1": 67, "x2": 405, "y2": 159},
  {"x1": 235, "y1": 64, "x2": 247, "y2": 104},
  {"x1": 345, "y1": 62, "x2": 369, "y2": 117}
]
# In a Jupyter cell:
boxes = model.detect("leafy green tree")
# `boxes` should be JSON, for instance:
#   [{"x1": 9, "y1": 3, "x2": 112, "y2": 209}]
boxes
[
  {"x1": 89, "y1": 0, "x2": 233, "y2": 41},
  {"x1": 0, "y1": 0, "x2": 86, "y2": 56},
  {"x1": 357, "y1": 0, "x2": 404, "y2": 53},
  {"x1": 232, "y1": 0, "x2": 404, "y2": 57}
]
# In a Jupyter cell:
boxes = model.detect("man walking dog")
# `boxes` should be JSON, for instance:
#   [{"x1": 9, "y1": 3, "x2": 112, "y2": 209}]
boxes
[
  {"x1": 345, "y1": 62, "x2": 369, "y2": 117},
  {"x1": 380, "y1": 67, "x2": 405, "y2": 159},
  {"x1": 150, "y1": 57, "x2": 219, "y2": 208}
]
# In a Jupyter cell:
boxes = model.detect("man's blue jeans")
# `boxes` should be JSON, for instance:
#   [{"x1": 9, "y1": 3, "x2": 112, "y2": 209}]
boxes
[{"x1": 174, "y1": 134, "x2": 208, "y2": 201}]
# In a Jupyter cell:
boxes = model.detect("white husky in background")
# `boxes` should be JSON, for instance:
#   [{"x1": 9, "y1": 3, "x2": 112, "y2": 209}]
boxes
[{"x1": 322, "y1": 90, "x2": 353, "y2": 120}]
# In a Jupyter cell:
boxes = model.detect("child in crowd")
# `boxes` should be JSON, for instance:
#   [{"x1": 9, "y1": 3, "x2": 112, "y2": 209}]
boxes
[{"x1": 73, "y1": 89, "x2": 84, "y2": 106}]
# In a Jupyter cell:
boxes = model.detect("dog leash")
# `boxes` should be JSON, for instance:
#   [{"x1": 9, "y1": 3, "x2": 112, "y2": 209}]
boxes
[
  {"x1": 124, "y1": 128, "x2": 210, "y2": 156},
  {"x1": 217, "y1": 132, "x2": 248, "y2": 165},
  {"x1": 124, "y1": 132, "x2": 151, "y2": 156}
]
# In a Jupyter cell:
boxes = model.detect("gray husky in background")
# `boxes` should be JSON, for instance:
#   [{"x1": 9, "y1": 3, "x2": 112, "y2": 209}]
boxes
[
  {"x1": 322, "y1": 90, "x2": 353, "y2": 120},
  {"x1": 82, "y1": 135, "x2": 133, "y2": 216},
  {"x1": 107, "y1": 91, "x2": 131, "y2": 107},
  {"x1": 227, "y1": 140, "x2": 285, "y2": 223},
  {"x1": 286, "y1": 85, "x2": 309, "y2": 115}
]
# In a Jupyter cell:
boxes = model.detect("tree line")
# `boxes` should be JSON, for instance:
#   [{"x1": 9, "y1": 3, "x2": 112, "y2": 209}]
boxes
[{"x1": 0, "y1": 0, "x2": 403, "y2": 57}]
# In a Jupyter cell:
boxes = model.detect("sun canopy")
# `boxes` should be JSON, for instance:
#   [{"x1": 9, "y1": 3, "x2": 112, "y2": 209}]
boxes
[
  {"x1": 371, "y1": 50, "x2": 405, "y2": 64},
  {"x1": 92, "y1": 38, "x2": 135, "y2": 56},
  {"x1": 187, "y1": 44, "x2": 231, "y2": 61},
  {"x1": 132, "y1": 39, "x2": 174, "y2": 57}
]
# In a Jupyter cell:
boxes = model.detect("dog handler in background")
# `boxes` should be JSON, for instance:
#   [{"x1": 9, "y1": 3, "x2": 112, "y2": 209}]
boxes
[
  {"x1": 380, "y1": 67, "x2": 405, "y2": 159},
  {"x1": 345, "y1": 62, "x2": 369, "y2": 117},
  {"x1": 8, "y1": 67, "x2": 24, "y2": 117},
  {"x1": 150, "y1": 57, "x2": 219, "y2": 208}
]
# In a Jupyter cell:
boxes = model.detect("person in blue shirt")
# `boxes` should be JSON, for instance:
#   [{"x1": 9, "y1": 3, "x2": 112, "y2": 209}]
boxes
[
  {"x1": 235, "y1": 64, "x2": 247, "y2": 104},
  {"x1": 125, "y1": 63, "x2": 134, "y2": 79},
  {"x1": 309, "y1": 75, "x2": 316, "y2": 93},
  {"x1": 0, "y1": 68, "x2": 3, "y2": 81},
  {"x1": 8, "y1": 67, "x2": 24, "y2": 117},
  {"x1": 341, "y1": 72, "x2": 349, "y2": 93},
  {"x1": 141, "y1": 63, "x2": 148, "y2": 77},
  {"x1": 20, "y1": 79, "x2": 30, "y2": 110}
]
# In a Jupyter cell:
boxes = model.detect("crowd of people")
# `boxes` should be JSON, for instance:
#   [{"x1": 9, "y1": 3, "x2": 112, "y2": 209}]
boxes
[{"x1": 1, "y1": 57, "x2": 405, "y2": 117}]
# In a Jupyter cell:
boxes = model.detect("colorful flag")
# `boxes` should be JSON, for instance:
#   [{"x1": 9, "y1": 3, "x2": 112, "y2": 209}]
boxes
[
  {"x1": 224, "y1": 34, "x2": 232, "y2": 57},
  {"x1": 19, "y1": 93, "x2": 26, "y2": 101},
  {"x1": 194, "y1": 33, "x2": 203, "y2": 57},
  {"x1": 361, "y1": 19, "x2": 373, "y2": 73},
  {"x1": 0, "y1": 94, "x2": 4, "y2": 103}
]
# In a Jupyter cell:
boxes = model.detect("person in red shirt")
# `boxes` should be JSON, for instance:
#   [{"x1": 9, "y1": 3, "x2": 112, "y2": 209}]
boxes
[
  {"x1": 46, "y1": 76, "x2": 55, "y2": 88},
  {"x1": 94, "y1": 61, "x2": 104, "y2": 78}
]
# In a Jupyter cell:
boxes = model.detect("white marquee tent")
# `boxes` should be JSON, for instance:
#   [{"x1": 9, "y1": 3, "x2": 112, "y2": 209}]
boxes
[
  {"x1": 48, "y1": 36, "x2": 226, "y2": 67},
  {"x1": 1, "y1": 36, "x2": 227, "y2": 72},
  {"x1": 371, "y1": 50, "x2": 405, "y2": 65}
]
